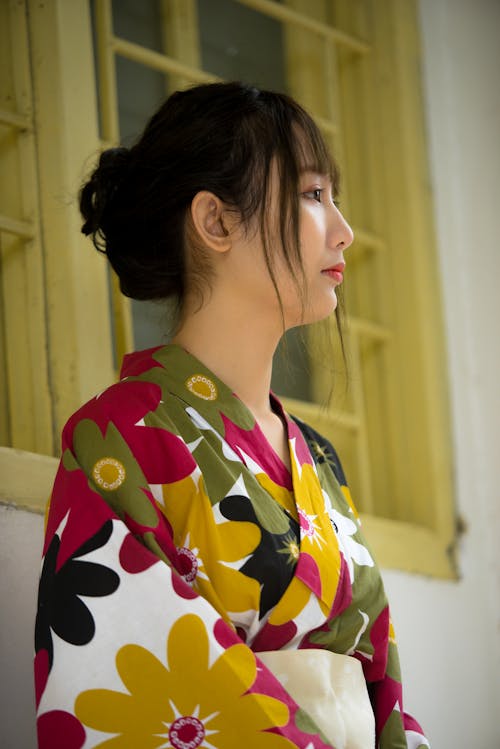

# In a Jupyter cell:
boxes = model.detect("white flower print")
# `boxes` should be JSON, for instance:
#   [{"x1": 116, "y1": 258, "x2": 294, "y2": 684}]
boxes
[{"x1": 330, "y1": 508, "x2": 374, "y2": 583}]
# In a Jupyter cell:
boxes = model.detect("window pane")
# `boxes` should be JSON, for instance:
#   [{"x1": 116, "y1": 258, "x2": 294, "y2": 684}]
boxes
[
  {"x1": 197, "y1": 0, "x2": 286, "y2": 90},
  {"x1": 116, "y1": 57, "x2": 166, "y2": 145},
  {"x1": 112, "y1": 0, "x2": 163, "y2": 51},
  {"x1": 271, "y1": 328, "x2": 313, "y2": 401}
]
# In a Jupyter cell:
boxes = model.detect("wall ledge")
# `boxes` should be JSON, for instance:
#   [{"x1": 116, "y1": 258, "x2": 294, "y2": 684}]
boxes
[{"x1": 0, "y1": 446, "x2": 58, "y2": 514}]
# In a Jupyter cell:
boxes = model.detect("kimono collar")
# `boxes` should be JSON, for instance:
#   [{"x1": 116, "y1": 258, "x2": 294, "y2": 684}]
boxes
[
  {"x1": 121, "y1": 344, "x2": 292, "y2": 487},
  {"x1": 121, "y1": 344, "x2": 343, "y2": 615}
]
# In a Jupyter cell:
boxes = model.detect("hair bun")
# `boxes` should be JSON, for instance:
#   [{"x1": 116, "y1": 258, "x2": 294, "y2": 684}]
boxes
[{"x1": 80, "y1": 146, "x2": 131, "y2": 240}]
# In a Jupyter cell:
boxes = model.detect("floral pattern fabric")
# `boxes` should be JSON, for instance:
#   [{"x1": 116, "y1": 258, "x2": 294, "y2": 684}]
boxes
[{"x1": 35, "y1": 344, "x2": 429, "y2": 749}]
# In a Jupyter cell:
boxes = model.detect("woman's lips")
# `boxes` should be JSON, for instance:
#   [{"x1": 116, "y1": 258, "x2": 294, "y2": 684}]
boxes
[{"x1": 321, "y1": 263, "x2": 345, "y2": 284}]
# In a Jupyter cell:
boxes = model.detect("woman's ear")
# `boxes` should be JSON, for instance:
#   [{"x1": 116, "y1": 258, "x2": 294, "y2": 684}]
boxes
[{"x1": 190, "y1": 191, "x2": 232, "y2": 253}]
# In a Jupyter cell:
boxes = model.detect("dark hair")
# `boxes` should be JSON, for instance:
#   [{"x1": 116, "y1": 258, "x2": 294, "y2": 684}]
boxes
[{"x1": 80, "y1": 81, "x2": 339, "y2": 316}]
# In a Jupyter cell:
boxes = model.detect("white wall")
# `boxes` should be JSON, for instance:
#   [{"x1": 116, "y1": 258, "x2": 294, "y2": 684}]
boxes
[
  {"x1": 0, "y1": 505, "x2": 43, "y2": 748},
  {"x1": 383, "y1": 1, "x2": 500, "y2": 747}
]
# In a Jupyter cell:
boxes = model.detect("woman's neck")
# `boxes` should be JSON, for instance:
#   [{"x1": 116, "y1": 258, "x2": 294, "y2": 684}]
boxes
[{"x1": 172, "y1": 293, "x2": 283, "y2": 420}]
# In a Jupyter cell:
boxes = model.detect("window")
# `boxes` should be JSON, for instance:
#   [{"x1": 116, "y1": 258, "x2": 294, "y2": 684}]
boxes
[
  {"x1": 0, "y1": 0, "x2": 52, "y2": 456},
  {"x1": 0, "y1": 0, "x2": 115, "y2": 465},
  {"x1": 1, "y1": 0, "x2": 456, "y2": 577}
]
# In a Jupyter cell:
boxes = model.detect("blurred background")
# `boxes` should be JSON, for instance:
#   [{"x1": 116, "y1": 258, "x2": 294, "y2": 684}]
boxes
[{"x1": 1, "y1": 1, "x2": 499, "y2": 746}]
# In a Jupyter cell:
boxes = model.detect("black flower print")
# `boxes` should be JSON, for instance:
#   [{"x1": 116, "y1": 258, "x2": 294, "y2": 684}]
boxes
[
  {"x1": 220, "y1": 495, "x2": 300, "y2": 619},
  {"x1": 35, "y1": 520, "x2": 119, "y2": 669}
]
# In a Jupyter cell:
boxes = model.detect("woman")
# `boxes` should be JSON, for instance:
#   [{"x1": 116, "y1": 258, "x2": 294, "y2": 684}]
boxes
[{"x1": 34, "y1": 82, "x2": 429, "y2": 749}]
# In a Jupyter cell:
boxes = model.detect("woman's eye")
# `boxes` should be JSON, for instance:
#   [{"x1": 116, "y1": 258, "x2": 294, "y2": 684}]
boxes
[{"x1": 303, "y1": 188, "x2": 323, "y2": 202}]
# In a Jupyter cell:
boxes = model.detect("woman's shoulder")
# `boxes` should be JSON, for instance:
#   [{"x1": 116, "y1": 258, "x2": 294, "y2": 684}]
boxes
[{"x1": 61, "y1": 346, "x2": 169, "y2": 447}]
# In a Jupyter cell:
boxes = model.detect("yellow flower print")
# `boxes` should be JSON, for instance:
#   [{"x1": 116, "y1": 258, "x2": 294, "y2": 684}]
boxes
[
  {"x1": 267, "y1": 575, "x2": 315, "y2": 627},
  {"x1": 389, "y1": 618, "x2": 397, "y2": 645},
  {"x1": 160, "y1": 473, "x2": 261, "y2": 617},
  {"x1": 297, "y1": 508, "x2": 325, "y2": 550},
  {"x1": 277, "y1": 537, "x2": 300, "y2": 566},
  {"x1": 185, "y1": 374, "x2": 218, "y2": 401},
  {"x1": 75, "y1": 614, "x2": 293, "y2": 749},
  {"x1": 255, "y1": 473, "x2": 298, "y2": 522},
  {"x1": 265, "y1": 441, "x2": 341, "y2": 627},
  {"x1": 93, "y1": 457, "x2": 126, "y2": 491},
  {"x1": 292, "y1": 462, "x2": 331, "y2": 548},
  {"x1": 308, "y1": 439, "x2": 331, "y2": 463},
  {"x1": 293, "y1": 461, "x2": 340, "y2": 587}
]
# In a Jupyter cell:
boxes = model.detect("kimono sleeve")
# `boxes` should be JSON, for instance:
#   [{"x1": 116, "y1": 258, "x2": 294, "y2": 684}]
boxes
[{"x1": 34, "y1": 397, "x2": 335, "y2": 749}]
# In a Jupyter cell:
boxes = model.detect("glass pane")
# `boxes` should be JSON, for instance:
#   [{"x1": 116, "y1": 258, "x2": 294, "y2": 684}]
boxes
[
  {"x1": 90, "y1": 0, "x2": 165, "y2": 137},
  {"x1": 197, "y1": 0, "x2": 286, "y2": 90},
  {"x1": 131, "y1": 297, "x2": 177, "y2": 350},
  {"x1": 112, "y1": 0, "x2": 163, "y2": 51},
  {"x1": 116, "y1": 57, "x2": 166, "y2": 145},
  {"x1": 271, "y1": 328, "x2": 313, "y2": 401}
]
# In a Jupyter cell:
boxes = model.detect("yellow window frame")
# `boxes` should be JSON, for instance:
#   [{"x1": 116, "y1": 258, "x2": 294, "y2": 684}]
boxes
[
  {"x1": 1, "y1": 0, "x2": 457, "y2": 579},
  {"x1": 0, "y1": 0, "x2": 114, "y2": 500}
]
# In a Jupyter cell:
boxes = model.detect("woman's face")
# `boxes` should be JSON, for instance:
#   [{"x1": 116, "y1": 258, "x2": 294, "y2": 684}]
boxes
[
  {"x1": 291, "y1": 168, "x2": 354, "y2": 325},
  {"x1": 205, "y1": 159, "x2": 353, "y2": 332},
  {"x1": 243, "y1": 163, "x2": 353, "y2": 329}
]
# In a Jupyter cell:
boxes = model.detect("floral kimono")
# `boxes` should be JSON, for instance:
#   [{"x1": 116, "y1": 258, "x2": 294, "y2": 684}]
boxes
[{"x1": 35, "y1": 344, "x2": 429, "y2": 749}]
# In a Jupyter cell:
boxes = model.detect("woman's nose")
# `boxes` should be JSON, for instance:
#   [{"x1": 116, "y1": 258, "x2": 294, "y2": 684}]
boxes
[{"x1": 330, "y1": 206, "x2": 354, "y2": 251}]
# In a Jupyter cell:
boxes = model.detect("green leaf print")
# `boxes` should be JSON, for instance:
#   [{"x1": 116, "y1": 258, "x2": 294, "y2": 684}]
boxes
[{"x1": 72, "y1": 418, "x2": 159, "y2": 528}]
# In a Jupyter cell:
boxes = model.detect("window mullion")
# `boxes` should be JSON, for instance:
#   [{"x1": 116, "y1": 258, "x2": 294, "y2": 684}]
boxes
[
  {"x1": 27, "y1": 0, "x2": 115, "y2": 442},
  {"x1": 160, "y1": 0, "x2": 202, "y2": 92},
  {"x1": 94, "y1": 0, "x2": 119, "y2": 143},
  {"x1": 237, "y1": 0, "x2": 370, "y2": 53}
]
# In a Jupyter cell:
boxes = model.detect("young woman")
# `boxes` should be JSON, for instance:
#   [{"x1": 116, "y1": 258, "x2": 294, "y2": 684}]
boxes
[{"x1": 34, "y1": 82, "x2": 429, "y2": 749}]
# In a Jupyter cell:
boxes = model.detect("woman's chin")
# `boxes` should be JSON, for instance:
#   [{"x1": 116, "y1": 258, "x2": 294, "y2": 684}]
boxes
[{"x1": 284, "y1": 297, "x2": 338, "y2": 329}]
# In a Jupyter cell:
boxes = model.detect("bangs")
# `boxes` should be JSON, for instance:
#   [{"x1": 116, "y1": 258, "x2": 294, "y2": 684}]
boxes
[
  {"x1": 290, "y1": 114, "x2": 340, "y2": 195},
  {"x1": 252, "y1": 88, "x2": 339, "y2": 197}
]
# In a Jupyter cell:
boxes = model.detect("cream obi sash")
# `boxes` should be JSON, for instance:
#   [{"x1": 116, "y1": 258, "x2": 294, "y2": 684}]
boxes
[{"x1": 258, "y1": 649, "x2": 375, "y2": 749}]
